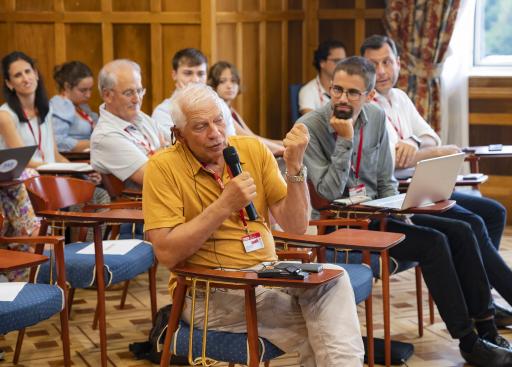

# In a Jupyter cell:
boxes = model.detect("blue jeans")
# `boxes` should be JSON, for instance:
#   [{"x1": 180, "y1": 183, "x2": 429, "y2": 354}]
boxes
[{"x1": 438, "y1": 193, "x2": 511, "y2": 306}]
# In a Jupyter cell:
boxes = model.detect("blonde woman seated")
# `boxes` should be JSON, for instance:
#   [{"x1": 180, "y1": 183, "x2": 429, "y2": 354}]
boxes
[
  {"x1": 208, "y1": 61, "x2": 284, "y2": 156},
  {"x1": 51, "y1": 61, "x2": 98, "y2": 152}
]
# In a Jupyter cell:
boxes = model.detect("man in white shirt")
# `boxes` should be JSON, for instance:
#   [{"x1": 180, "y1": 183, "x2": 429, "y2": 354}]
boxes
[
  {"x1": 152, "y1": 48, "x2": 235, "y2": 144},
  {"x1": 298, "y1": 40, "x2": 346, "y2": 115},
  {"x1": 91, "y1": 59, "x2": 161, "y2": 189},
  {"x1": 361, "y1": 34, "x2": 512, "y2": 327}
]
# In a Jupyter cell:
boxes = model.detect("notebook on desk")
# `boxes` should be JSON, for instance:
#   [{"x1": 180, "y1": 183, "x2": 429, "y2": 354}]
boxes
[
  {"x1": 363, "y1": 153, "x2": 465, "y2": 211},
  {"x1": 0, "y1": 146, "x2": 36, "y2": 181}
]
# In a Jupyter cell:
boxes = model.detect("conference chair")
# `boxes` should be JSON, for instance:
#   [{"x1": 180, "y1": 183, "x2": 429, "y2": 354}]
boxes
[
  {"x1": 24, "y1": 175, "x2": 156, "y2": 367},
  {"x1": 307, "y1": 180, "x2": 435, "y2": 334},
  {"x1": 0, "y1": 216, "x2": 70, "y2": 366}
]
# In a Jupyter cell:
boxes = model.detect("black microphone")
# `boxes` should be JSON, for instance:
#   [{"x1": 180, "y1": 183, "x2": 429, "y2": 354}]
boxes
[{"x1": 223, "y1": 146, "x2": 258, "y2": 220}]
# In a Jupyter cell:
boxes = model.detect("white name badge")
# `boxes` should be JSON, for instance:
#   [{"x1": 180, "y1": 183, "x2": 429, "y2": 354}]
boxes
[{"x1": 242, "y1": 232, "x2": 264, "y2": 253}]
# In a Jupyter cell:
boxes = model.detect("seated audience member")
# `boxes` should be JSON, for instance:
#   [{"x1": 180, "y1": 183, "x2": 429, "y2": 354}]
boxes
[
  {"x1": 208, "y1": 61, "x2": 285, "y2": 155},
  {"x1": 0, "y1": 51, "x2": 69, "y2": 167},
  {"x1": 361, "y1": 34, "x2": 512, "y2": 326},
  {"x1": 298, "y1": 40, "x2": 346, "y2": 115},
  {"x1": 299, "y1": 56, "x2": 512, "y2": 366},
  {"x1": 151, "y1": 48, "x2": 235, "y2": 144},
  {"x1": 91, "y1": 59, "x2": 161, "y2": 189},
  {"x1": 143, "y1": 83, "x2": 364, "y2": 367},
  {"x1": 51, "y1": 60, "x2": 98, "y2": 152}
]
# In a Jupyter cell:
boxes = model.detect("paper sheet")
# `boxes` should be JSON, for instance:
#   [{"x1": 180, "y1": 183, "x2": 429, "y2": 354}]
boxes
[
  {"x1": 76, "y1": 239, "x2": 142, "y2": 255},
  {"x1": 0, "y1": 282, "x2": 26, "y2": 302},
  {"x1": 37, "y1": 162, "x2": 93, "y2": 172}
]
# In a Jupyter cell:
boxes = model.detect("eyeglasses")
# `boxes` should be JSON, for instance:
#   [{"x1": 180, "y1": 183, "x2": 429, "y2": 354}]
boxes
[
  {"x1": 327, "y1": 58, "x2": 342, "y2": 64},
  {"x1": 112, "y1": 87, "x2": 146, "y2": 99},
  {"x1": 330, "y1": 85, "x2": 367, "y2": 101}
]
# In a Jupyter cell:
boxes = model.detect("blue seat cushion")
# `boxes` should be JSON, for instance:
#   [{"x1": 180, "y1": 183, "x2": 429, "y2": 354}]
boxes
[
  {"x1": 325, "y1": 248, "x2": 418, "y2": 278},
  {"x1": 36, "y1": 240, "x2": 154, "y2": 288},
  {"x1": 167, "y1": 320, "x2": 284, "y2": 364},
  {"x1": 336, "y1": 263, "x2": 373, "y2": 304},
  {"x1": 0, "y1": 283, "x2": 63, "y2": 334}
]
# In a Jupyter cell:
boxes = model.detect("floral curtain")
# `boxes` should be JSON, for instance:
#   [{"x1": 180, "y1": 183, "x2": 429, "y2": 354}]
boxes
[{"x1": 384, "y1": 0, "x2": 461, "y2": 132}]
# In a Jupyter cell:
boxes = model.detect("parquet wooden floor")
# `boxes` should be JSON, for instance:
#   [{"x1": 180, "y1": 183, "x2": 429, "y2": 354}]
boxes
[{"x1": 2, "y1": 227, "x2": 512, "y2": 366}]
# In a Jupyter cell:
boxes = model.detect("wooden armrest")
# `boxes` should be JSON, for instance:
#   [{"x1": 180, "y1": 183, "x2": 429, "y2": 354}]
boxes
[
  {"x1": 0, "y1": 249, "x2": 49, "y2": 272},
  {"x1": 0, "y1": 235, "x2": 64, "y2": 245},
  {"x1": 272, "y1": 228, "x2": 404, "y2": 252},
  {"x1": 83, "y1": 201, "x2": 142, "y2": 210},
  {"x1": 276, "y1": 249, "x2": 314, "y2": 263},
  {"x1": 309, "y1": 218, "x2": 370, "y2": 229},
  {"x1": 172, "y1": 265, "x2": 343, "y2": 288}
]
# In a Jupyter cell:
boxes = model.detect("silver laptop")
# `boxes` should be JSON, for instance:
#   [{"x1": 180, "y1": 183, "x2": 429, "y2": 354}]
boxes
[
  {"x1": 363, "y1": 153, "x2": 465, "y2": 211},
  {"x1": 0, "y1": 146, "x2": 36, "y2": 181}
]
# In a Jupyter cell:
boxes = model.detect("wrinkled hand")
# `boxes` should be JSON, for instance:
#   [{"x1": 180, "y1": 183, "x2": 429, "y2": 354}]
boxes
[
  {"x1": 283, "y1": 123, "x2": 309, "y2": 174},
  {"x1": 330, "y1": 116, "x2": 354, "y2": 140},
  {"x1": 87, "y1": 172, "x2": 102, "y2": 185},
  {"x1": 395, "y1": 139, "x2": 418, "y2": 168},
  {"x1": 220, "y1": 172, "x2": 257, "y2": 213}
]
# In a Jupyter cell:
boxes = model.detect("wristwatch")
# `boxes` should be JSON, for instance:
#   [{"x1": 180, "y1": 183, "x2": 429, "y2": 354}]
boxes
[
  {"x1": 409, "y1": 134, "x2": 421, "y2": 148},
  {"x1": 285, "y1": 165, "x2": 307, "y2": 183}
]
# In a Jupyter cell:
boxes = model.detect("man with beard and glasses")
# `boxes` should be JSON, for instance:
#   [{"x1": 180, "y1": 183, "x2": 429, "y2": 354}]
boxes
[
  {"x1": 361, "y1": 34, "x2": 512, "y2": 328},
  {"x1": 298, "y1": 56, "x2": 512, "y2": 367}
]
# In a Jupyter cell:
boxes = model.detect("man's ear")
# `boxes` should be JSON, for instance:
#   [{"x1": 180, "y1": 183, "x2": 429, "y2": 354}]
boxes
[
  {"x1": 172, "y1": 127, "x2": 184, "y2": 142},
  {"x1": 102, "y1": 89, "x2": 113, "y2": 104},
  {"x1": 171, "y1": 69, "x2": 177, "y2": 82},
  {"x1": 396, "y1": 56, "x2": 401, "y2": 69},
  {"x1": 365, "y1": 88, "x2": 376, "y2": 103}
]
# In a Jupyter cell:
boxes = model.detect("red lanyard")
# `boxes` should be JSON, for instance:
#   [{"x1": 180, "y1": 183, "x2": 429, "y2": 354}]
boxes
[
  {"x1": 75, "y1": 106, "x2": 95, "y2": 128},
  {"x1": 202, "y1": 164, "x2": 249, "y2": 229},
  {"x1": 351, "y1": 124, "x2": 364, "y2": 179},
  {"x1": 373, "y1": 97, "x2": 403, "y2": 139},
  {"x1": 23, "y1": 111, "x2": 45, "y2": 162},
  {"x1": 124, "y1": 126, "x2": 155, "y2": 156},
  {"x1": 316, "y1": 78, "x2": 326, "y2": 105}
]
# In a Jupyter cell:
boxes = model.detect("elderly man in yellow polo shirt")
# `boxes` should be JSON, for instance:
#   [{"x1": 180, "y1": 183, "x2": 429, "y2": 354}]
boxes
[{"x1": 142, "y1": 83, "x2": 364, "y2": 367}]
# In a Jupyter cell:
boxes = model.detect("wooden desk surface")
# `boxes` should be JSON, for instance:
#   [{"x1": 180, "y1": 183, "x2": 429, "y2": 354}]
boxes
[
  {"x1": 398, "y1": 175, "x2": 488, "y2": 189},
  {"x1": 0, "y1": 249, "x2": 48, "y2": 272},
  {"x1": 333, "y1": 199, "x2": 456, "y2": 214},
  {"x1": 38, "y1": 208, "x2": 143, "y2": 223},
  {"x1": 467, "y1": 145, "x2": 512, "y2": 157},
  {"x1": 172, "y1": 265, "x2": 343, "y2": 288}
]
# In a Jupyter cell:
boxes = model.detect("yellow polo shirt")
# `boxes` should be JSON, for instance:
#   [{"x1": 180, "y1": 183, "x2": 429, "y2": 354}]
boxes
[{"x1": 143, "y1": 136, "x2": 287, "y2": 271}]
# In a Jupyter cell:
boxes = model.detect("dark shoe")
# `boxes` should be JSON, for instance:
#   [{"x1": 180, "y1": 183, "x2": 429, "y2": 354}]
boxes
[
  {"x1": 482, "y1": 332, "x2": 512, "y2": 350},
  {"x1": 460, "y1": 338, "x2": 512, "y2": 367},
  {"x1": 495, "y1": 303, "x2": 512, "y2": 328}
]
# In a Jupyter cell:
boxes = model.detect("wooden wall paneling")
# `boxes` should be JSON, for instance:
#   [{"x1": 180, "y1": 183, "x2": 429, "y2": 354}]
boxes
[
  {"x1": 201, "y1": 0, "x2": 217, "y2": 62},
  {"x1": 288, "y1": 0, "x2": 302, "y2": 10},
  {"x1": 258, "y1": 0, "x2": 267, "y2": 136},
  {"x1": 112, "y1": 0, "x2": 150, "y2": 11},
  {"x1": 113, "y1": 24, "x2": 152, "y2": 113},
  {"x1": 303, "y1": 0, "x2": 319, "y2": 81},
  {"x1": 161, "y1": 25, "x2": 202, "y2": 100},
  {"x1": 318, "y1": 19, "x2": 356, "y2": 56},
  {"x1": 15, "y1": 0, "x2": 53, "y2": 11},
  {"x1": 354, "y1": 0, "x2": 365, "y2": 53},
  {"x1": 241, "y1": 22, "x2": 260, "y2": 134},
  {"x1": 265, "y1": 21, "x2": 283, "y2": 139},
  {"x1": 480, "y1": 175, "x2": 512, "y2": 225},
  {"x1": 319, "y1": 0, "x2": 355, "y2": 8},
  {"x1": 364, "y1": 18, "x2": 385, "y2": 41},
  {"x1": 163, "y1": 0, "x2": 200, "y2": 12},
  {"x1": 53, "y1": 0, "x2": 66, "y2": 67},
  {"x1": 216, "y1": 24, "x2": 237, "y2": 65},
  {"x1": 0, "y1": 23, "x2": 9, "y2": 62},
  {"x1": 288, "y1": 20, "x2": 302, "y2": 85},
  {"x1": 281, "y1": 0, "x2": 290, "y2": 135},
  {"x1": 242, "y1": 0, "x2": 259, "y2": 12},
  {"x1": 101, "y1": 0, "x2": 113, "y2": 64},
  {"x1": 13, "y1": 22, "x2": 56, "y2": 96},
  {"x1": 64, "y1": 24, "x2": 103, "y2": 110},
  {"x1": 235, "y1": 19, "x2": 244, "y2": 115},
  {"x1": 64, "y1": 0, "x2": 101, "y2": 11},
  {"x1": 217, "y1": 0, "x2": 237, "y2": 12},
  {"x1": 366, "y1": 0, "x2": 386, "y2": 8},
  {"x1": 150, "y1": 0, "x2": 163, "y2": 108}
]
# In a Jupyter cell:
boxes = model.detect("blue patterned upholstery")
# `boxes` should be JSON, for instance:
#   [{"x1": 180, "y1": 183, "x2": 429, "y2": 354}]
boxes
[
  {"x1": 0, "y1": 283, "x2": 64, "y2": 334},
  {"x1": 118, "y1": 223, "x2": 144, "y2": 240},
  {"x1": 337, "y1": 263, "x2": 373, "y2": 304},
  {"x1": 325, "y1": 248, "x2": 417, "y2": 279},
  {"x1": 169, "y1": 320, "x2": 284, "y2": 364},
  {"x1": 35, "y1": 240, "x2": 154, "y2": 288}
]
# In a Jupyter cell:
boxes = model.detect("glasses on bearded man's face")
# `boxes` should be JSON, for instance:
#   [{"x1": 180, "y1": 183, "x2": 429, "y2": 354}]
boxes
[{"x1": 330, "y1": 85, "x2": 367, "y2": 102}]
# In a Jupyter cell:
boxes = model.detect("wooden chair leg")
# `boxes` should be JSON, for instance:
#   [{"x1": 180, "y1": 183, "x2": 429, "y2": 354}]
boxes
[
  {"x1": 245, "y1": 287, "x2": 260, "y2": 367},
  {"x1": 160, "y1": 278, "x2": 187, "y2": 367},
  {"x1": 228, "y1": 364, "x2": 235, "y2": 367},
  {"x1": 264, "y1": 361, "x2": 270, "y2": 367},
  {"x1": 59, "y1": 296, "x2": 72, "y2": 366},
  {"x1": 149, "y1": 263, "x2": 158, "y2": 325},
  {"x1": 381, "y1": 251, "x2": 391, "y2": 367},
  {"x1": 68, "y1": 288, "x2": 76, "y2": 318},
  {"x1": 415, "y1": 266, "x2": 424, "y2": 337},
  {"x1": 365, "y1": 296, "x2": 374, "y2": 367},
  {"x1": 93, "y1": 226, "x2": 108, "y2": 367},
  {"x1": 13, "y1": 328, "x2": 25, "y2": 364},
  {"x1": 429, "y1": 292, "x2": 435, "y2": 324},
  {"x1": 119, "y1": 280, "x2": 130, "y2": 309}
]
